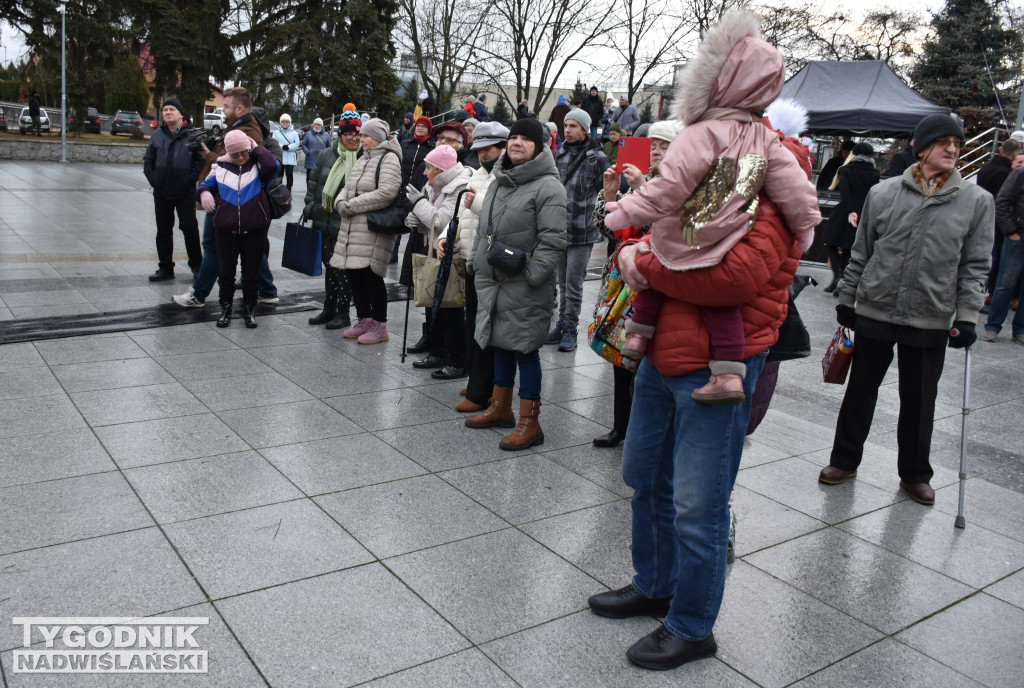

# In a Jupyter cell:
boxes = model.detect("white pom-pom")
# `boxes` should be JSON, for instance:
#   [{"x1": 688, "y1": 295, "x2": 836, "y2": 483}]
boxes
[{"x1": 764, "y1": 98, "x2": 809, "y2": 139}]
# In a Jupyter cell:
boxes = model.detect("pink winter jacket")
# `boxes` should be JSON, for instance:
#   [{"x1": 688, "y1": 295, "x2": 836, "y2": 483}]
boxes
[{"x1": 617, "y1": 24, "x2": 821, "y2": 271}]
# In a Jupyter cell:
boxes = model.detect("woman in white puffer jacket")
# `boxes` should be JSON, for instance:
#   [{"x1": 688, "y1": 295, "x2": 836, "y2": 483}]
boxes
[{"x1": 435, "y1": 122, "x2": 510, "y2": 412}]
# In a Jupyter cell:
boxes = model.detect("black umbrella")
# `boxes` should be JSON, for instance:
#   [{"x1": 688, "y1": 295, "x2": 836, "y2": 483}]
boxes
[{"x1": 430, "y1": 189, "x2": 470, "y2": 319}]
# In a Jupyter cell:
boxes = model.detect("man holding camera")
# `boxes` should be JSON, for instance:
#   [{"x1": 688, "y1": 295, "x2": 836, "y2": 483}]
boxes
[
  {"x1": 143, "y1": 98, "x2": 203, "y2": 282},
  {"x1": 173, "y1": 86, "x2": 279, "y2": 308}
]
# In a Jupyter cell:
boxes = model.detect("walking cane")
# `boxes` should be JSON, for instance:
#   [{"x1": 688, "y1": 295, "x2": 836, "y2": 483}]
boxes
[
  {"x1": 950, "y1": 331, "x2": 972, "y2": 529},
  {"x1": 400, "y1": 281, "x2": 411, "y2": 364}
]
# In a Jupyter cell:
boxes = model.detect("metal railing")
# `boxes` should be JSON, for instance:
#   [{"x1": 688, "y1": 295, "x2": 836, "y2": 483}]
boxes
[{"x1": 958, "y1": 126, "x2": 1009, "y2": 181}]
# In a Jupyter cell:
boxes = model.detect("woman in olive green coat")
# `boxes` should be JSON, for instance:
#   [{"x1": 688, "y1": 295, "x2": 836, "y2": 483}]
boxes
[
  {"x1": 465, "y1": 118, "x2": 567, "y2": 451},
  {"x1": 303, "y1": 119, "x2": 361, "y2": 329}
]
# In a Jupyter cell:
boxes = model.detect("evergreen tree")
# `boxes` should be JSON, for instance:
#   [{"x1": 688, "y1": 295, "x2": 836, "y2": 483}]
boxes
[
  {"x1": 911, "y1": 0, "x2": 1022, "y2": 110},
  {"x1": 639, "y1": 101, "x2": 653, "y2": 124},
  {"x1": 570, "y1": 79, "x2": 588, "y2": 107},
  {"x1": 491, "y1": 97, "x2": 512, "y2": 125},
  {"x1": 104, "y1": 53, "x2": 149, "y2": 114}
]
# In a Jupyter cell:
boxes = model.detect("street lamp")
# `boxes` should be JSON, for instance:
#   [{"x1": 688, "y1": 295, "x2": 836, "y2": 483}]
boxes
[{"x1": 57, "y1": 3, "x2": 67, "y2": 163}]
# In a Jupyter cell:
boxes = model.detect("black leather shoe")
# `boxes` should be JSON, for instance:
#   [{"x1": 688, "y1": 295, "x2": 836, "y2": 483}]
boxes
[
  {"x1": 243, "y1": 303, "x2": 257, "y2": 329},
  {"x1": 412, "y1": 354, "x2": 445, "y2": 369},
  {"x1": 325, "y1": 313, "x2": 351, "y2": 330},
  {"x1": 431, "y1": 366, "x2": 467, "y2": 380},
  {"x1": 308, "y1": 307, "x2": 336, "y2": 325},
  {"x1": 593, "y1": 429, "x2": 624, "y2": 448},
  {"x1": 626, "y1": 625, "x2": 717, "y2": 671},
  {"x1": 588, "y1": 584, "x2": 672, "y2": 619},
  {"x1": 149, "y1": 268, "x2": 175, "y2": 282},
  {"x1": 823, "y1": 278, "x2": 839, "y2": 293},
  {"x1": 407, "y1": 337, "x2": 430, "y2": 354}
]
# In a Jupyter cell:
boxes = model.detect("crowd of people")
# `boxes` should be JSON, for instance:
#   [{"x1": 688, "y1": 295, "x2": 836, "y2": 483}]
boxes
[{"x1": 133, "y1": 8, "x2": 1019, "y2": 672}]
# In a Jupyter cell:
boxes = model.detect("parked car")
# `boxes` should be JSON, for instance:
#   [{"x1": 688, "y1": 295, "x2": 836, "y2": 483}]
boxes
[
  {"x1": 203, "y1": 113, "x2": 225, "y2": 134},
  {"x1": 68, "y1": 107, "x2": 101, "y2": 134},
  {"x1": 142, "y1": 114, "x2": 159, "y2": 132},
  {"x1": 19, "y1": 107, "x2": 51, "y2": 134},
  {"x1": 110, "y1": 110, "x2": 143, "y2": 135}
]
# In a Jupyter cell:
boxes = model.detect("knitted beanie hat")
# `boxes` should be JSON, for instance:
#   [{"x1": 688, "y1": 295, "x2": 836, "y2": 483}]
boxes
[
  {"x1": 224, "y1": 130, "x2": 251, "y2": 154},
  {"x1": 162, "y1": 98, "x2": 184, "y2": 116},
  {"x1": 424, "y1": 145, "x2": 458, "y2": 172},
  {"x1": 508, "y1": 118, "x2": 546, "y2": 155},
  {"x1": 564, "y1": 108, "x2": 592, "y2": 132},
  {"x1": 913, "y1": 115, "x2": 964, "y2": 157},
  {"x1": 360, "y1": 118, "x2": 390, "y2": 142},
  {"x1": 415, "y1": 116, "x2": 433, "y2": 134}
]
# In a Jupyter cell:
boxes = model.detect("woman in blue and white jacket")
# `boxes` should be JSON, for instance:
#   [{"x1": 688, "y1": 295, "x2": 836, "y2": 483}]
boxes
[
  {"x1": 272, "y1": 114, "x2": 301, "y2": 191},
  {"x1": 197, "y1": 130, "x2": 279, "y2": 329}
]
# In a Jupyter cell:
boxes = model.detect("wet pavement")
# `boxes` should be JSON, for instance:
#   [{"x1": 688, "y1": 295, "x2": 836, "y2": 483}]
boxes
[{"x1": 1, "y1": 160, "x2": 1023, "y2": 687}]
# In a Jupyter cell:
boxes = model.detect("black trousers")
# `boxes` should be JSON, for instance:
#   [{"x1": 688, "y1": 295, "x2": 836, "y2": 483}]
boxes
[
  {"x1": 321, "y1": 234, "x2": 351, "y2": 311},
  {"x1": 216, "y1": 229, "x2": 267, "y2": 305},
  {"x1": 429, "y1": 307, "x2": 466, "y2": 366},
  {"x1": 154, "y1": 195, "x2": 202, "y2": 272},
  {"x1": 827, "y1": 246, "x2": 849, "y2": 285},
  {"x1": 612, "y1": 364, "x2": 634, "y2": 435},
  {"x1": 464, "y1": 275, "x2": 494, "y2": 405},
  {"x1": 280, "y1": 164, "x2": 295, "y2": 190},
  {"x1": 829, "y1": 333, "x2": 946, "y2": 484},
  {"x1": 346, "y1": 267, "x2": 388, "y2": 322}
]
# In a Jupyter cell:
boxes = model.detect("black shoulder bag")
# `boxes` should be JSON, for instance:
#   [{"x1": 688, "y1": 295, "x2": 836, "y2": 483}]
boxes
[
  {"x1": 484, "y1": 192, "x2": 529, "y2": 275},
  {"x1": 365, "y1": 149, "x2": 408, "y2": 235}
]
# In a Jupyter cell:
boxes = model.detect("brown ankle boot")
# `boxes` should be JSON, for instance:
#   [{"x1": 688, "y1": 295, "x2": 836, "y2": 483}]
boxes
[
  {"x1": 465, "y1": 385, "x2": 515, "y2": 428},
  {"x1": 499, "y1": 399, "x2": 544, "y2": 450}
]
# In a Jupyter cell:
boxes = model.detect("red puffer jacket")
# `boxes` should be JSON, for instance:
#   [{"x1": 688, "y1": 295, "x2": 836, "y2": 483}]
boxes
[{"x1": 631, "y1": 195, "x2": 800, "y2": 377}]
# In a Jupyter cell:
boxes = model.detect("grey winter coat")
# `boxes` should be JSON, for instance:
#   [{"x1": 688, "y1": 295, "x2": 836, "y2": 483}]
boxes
[
  {"x1": 837, "y1": 165, "x2": 994, "y2": 329},
  {"x1": 143, "y1": 123, "x2": 203, "y2": 200},
  {"x1": 608, "y1": 103, "x2": 640, "y2": 134},
  {"x1": 469, "y1": 149, "x2": 568, "y2": 352},
  {"x1": 329, "y1": 137, "x2": 404, "y2": 277}
]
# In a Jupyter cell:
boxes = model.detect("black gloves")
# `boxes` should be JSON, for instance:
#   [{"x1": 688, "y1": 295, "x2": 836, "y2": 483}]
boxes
[
  {"x1": 282, "y1": 144, "x2": 290, "y2": 151},
  {"x1": 948, "y1": 321, "x2": 976, "y2": 349},
  {"x1": 836, "y1": 305, "x2": 856, "y2": 330}
]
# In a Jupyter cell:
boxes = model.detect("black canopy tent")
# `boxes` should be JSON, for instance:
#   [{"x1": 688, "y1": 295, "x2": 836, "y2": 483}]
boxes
[{"x1": 780, "y1": 61, "x2": 951, "y2": 137}]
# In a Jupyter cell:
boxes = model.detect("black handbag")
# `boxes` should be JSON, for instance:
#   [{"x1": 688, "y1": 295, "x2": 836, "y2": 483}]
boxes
[
  {"x1": 364, "y1": 149, "x2": 409, "y2": 235},
  {"x1": 484, "y1": 194, "x2": 529, "y2": 275}
]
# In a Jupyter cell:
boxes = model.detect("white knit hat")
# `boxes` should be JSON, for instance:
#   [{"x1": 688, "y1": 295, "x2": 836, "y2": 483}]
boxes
[{"x1": 648, "y1": 120, "x2": 682, "y2": 142}]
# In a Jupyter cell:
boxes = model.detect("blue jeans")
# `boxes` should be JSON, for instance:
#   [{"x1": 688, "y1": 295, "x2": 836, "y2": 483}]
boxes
[
  {"x1": 493, "y1": 348, "x2": 542, "y2": 400},
  {"x1": 623, "y1": 353, "x2": 766, "y2": 640},
  {"x1": 590, "y1": 126, "x2": 600, "y2": 140},
  {"x1": 193, "y1": 214, "x2": 277, "y2": 303},
  {"x1": 985, "y1": 235, "x2": 1024, "y2": 336}
]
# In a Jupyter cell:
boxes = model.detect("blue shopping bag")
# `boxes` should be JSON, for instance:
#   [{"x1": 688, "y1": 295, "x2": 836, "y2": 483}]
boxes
[{"x1": 281, "y1": 217, "x2": 322, "y2": 276}]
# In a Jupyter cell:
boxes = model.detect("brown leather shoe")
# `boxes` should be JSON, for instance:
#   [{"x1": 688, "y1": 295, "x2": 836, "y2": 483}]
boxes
[
  {"x1": 459, "y1": 387, "x2": 468, "y2": 397},
  {"x1": 465, "y1": 385, "x2": 515, "y2": 428},
  {"x1": 900, "y1": 481, "x2": 935, "y2": 505},
  {"x1": 500, "y1": 399, "x2": 544, "y2": 450},
  {"x1": 818, "y1": 465, "x2": 857, "y2": 484},
  {"x1": 455, "y1": 398, "x2": 485, "y2": 413}
]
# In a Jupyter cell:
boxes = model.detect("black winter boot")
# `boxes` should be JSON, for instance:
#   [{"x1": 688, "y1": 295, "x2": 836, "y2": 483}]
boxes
[
  {"x1": 243, "y1": 300, "x2": 258, "y2": 328},
  {"x1": 407, "y1": 322, "x2": 431, "y2": 354},
  {"x1": 308, "y1": 303, "x2": 337, "y2": 325},
  {"x1": 325, "y1": 311, "x2": 351, "y2": 330},
  {"x1": 216, "y1": 301, "x2": 233, "y2": 328}
]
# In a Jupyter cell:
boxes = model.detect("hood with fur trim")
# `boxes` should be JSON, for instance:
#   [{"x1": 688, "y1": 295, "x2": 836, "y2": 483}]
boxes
[{"x1": 672, "y1": 11, "x2": 785, "y2": 126}]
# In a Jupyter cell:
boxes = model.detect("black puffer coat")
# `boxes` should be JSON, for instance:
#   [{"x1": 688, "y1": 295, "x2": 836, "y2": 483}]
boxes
[{"x1": 822, "y1": 158, "x2": 880, "y2": 250}]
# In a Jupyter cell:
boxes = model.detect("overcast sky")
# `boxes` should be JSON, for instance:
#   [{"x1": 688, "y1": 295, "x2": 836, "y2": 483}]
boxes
[{"x1": 1, "y1": 0, "x2": 945, "y2": 75}]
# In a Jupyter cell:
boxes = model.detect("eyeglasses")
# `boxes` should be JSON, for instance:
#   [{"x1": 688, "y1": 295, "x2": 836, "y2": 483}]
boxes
[
  {"x1": 437, "y1": 135, "x2": 461, "y2": 144},
  {"x1": 341, "y1": 131, "x2": 359, "y2": 137},
  {"x1": 228, "y1": 150, "x2": 249, "y2": 160}
]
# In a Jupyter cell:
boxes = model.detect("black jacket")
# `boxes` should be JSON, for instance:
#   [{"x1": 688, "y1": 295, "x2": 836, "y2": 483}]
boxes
[
  {"x1": 977, "y1": 154, "x2": 1015, "y2": 198},
  {"x1": 401, "y1": 137, "x2": 435, "y2": 190},
  {"x1": 28, "y1": 94, "x2": 40, "y2": 116},
  {"x1": 581, "y1": 94, "x2": 604, "y2": 127},
  {"x1": 816, "y1": 154, "x2": 845, "y2": 191},
  {"x1": 883, "y1": 146, "x2": 915, "y2": 178},
  {"x1": 143, "y1": 123, "x2": 203, "y2": 200},
  {"x1": 822, "y1": 159, "x2": 880, "y2": 250},
  {"x1": 994, "y1": 167, "x2": 1024, "y2": 238},
  {"x1": 516, "y1": 104, "x2": 533, "y2": 120}
]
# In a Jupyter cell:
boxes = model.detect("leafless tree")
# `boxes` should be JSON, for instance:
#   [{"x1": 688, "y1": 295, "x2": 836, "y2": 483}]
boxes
[
  {"x1": 475, "y1": 0, "x2": 619, "y2": 115},
  {"x1": 602, "y1": 0, "x2": 690, "y2": 101},
  {"x1": 680, "y1": 0, "x2": 750, "y2": 39},
  {"x1": 395, "y1": 0, "x2": 493, "y2": 112}
]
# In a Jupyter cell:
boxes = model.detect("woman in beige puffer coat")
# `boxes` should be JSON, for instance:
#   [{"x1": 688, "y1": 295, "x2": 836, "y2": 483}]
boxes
[{"x1": 330, "y1": 118, "x2": 403, "y2": 344}]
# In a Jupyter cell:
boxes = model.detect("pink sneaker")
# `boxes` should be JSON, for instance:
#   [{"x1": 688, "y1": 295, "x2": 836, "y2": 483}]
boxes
[
  {"x1": 343, "y1": 318, "x2": 374, "y2": 339},
  {"x1": 357, "y1": 320, "x2": 389, "y2": 345}
]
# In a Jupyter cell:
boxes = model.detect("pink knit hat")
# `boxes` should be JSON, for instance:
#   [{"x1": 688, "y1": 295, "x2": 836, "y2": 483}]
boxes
[
  {"x1": 424, "y1": 145, "x2": 457, "y2": 172},
  {"x1": 224, "y1": 130, "x2": 253, "y2": 154}
]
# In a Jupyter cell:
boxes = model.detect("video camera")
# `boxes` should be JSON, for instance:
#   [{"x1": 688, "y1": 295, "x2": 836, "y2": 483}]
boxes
[{"x1": 187, "y1": 129, "x2": 224, "y2": 154}]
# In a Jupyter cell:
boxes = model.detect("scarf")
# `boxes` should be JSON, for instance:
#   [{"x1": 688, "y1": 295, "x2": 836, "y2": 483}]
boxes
[
  {"x1": 911, "y1": 163, "x2": 951, "y2": 197},
  {"x1": 481, "y1": 157, "x2": 497, "y2": 173},
  {"x1": 414, "y1": 133, "x2": 430, "y2": 145},
  {"x1": 323, "y1": 141, "x2": 360, "y2": 212}
]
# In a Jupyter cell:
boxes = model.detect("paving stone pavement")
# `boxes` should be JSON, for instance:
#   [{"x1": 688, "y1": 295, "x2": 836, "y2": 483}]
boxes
[{"x1": 1, "y1": 161, "x2": 1023, "y2": 687}]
